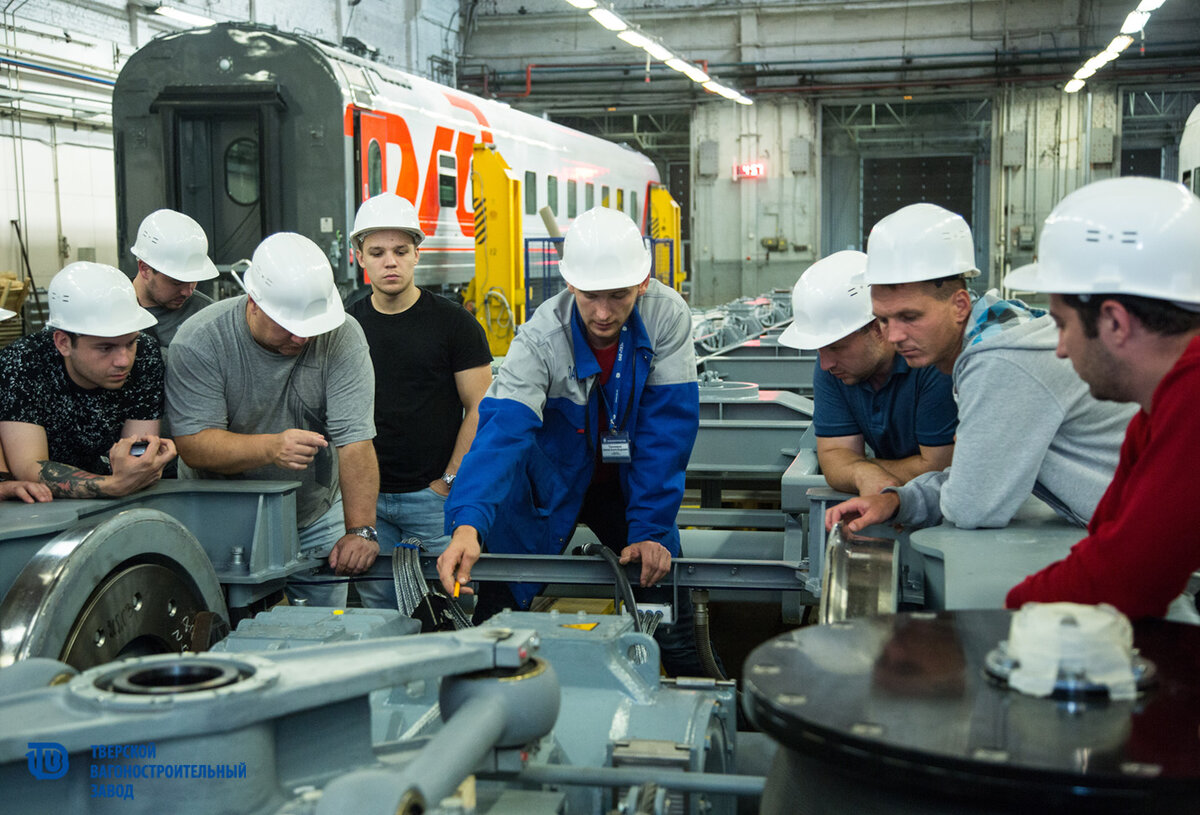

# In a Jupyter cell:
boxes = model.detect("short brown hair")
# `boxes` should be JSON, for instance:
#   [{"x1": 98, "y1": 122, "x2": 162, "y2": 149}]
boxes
[{"x1": 1061, "y1": 293, "x2": 1200, "y2": 338}]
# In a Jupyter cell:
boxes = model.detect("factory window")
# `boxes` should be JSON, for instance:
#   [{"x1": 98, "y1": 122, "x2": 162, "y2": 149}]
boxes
[
  {"x1": 616, "y1": 189, "x2": 624, "y2": 212},
  {"x1": 525, "y1": 170, "x2": 537, "y2": 215},
  {"x1": 601, "y1": 185, "x2": 610, "y2": 207},
  {"x1": 225, "y1": 138, "x2": 259, "y2": 205},
  {"x1": 585, "y1": 182, "x2": 595, "y2": 210},
  {"x1": 547, "y1": 175, "x2": 558, "y2": 216},
  {"x1": 630, "y1": 191, "x2": 638, "y2": 224},
  {"x1": 567, "y1": 179, "x2": 578, "y2": 218},
  {"x1": 367, "y1": 140, "x2": 383, "y2": 197},
  {"x1": 438, "y1": 152, "x2": 456, "y2": 207}
]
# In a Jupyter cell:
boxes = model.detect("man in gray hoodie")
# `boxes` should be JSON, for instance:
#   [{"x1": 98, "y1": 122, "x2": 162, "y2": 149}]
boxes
[{"x1": 827, "y1": 203, "x2": 1134, "y2": 533}]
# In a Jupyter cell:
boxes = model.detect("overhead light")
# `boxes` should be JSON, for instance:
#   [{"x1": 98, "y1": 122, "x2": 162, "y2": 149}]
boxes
[
  {"x1": 703, "y1": 81, "x2": 740, "y2": 100},
  {"x1": 617, "y1": 30, "x2": 651, "y2": 49},
  {"x1": 1106, "y1": 34, "x2": 1135, "y2": 53},
  {"x1": 1073, "y1": 65, "x2": 1097, "y2": 80},
  {"x1": 1136, "y1": 0, "x2": 1166, "y2": 11},
  {"x1": 588, "y1": 8, "x2": 627, "y2": 31},
  {"x1": 666, "y1": 58, "x2": 708, "y2": 83},
  {"x1": 642, "y1": 41, "x2": 674, "y2": 61},
  {"x1": 152, "y1": 4, "x2": 217, "y2": 26},
  {"x1": 1064, "y1": 78, "x2": 1086, "y2": 93},
  {"x1": 1120, "y1": 10, "x2": 1150, "y2": 33},
  {"x1": 563, "y1": 0, "x2": 597, "y2": 8},
  {"x1": 735, "y1": 94, "x2": 753, "y2": 106}
]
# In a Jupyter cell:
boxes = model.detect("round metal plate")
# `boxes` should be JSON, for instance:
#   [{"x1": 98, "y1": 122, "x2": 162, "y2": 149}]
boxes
[{"x1": 744, "y1": 610, "x2": 1200, "y2": 807}]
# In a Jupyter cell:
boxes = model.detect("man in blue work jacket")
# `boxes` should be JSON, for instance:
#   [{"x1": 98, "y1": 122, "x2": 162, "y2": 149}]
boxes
[{"x1": 438, "y1": 206, "x2": 712, "y2": 676}]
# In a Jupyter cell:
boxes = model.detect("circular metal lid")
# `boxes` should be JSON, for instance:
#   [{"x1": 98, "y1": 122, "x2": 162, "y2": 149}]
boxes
[{"x1": 743, "y1": 610, "x2": 1200, "y2": 797}]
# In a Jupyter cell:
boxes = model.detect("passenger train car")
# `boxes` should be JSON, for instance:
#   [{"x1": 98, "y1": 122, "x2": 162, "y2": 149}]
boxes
[
  {"x1": 1181, "y1": 103, "x2": 1200, "y2": 195},
  {"x1": 112, "y1": 23, "x2": 661, "y2": 289}
]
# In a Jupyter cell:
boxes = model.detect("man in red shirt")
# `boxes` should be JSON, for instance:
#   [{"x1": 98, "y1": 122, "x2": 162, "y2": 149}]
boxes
[{"x1": 1004, "y1": 177, "x2": 1200, "y2": 621}]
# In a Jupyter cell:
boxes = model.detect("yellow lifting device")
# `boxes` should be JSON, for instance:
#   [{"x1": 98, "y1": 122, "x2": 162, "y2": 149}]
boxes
[
  {"x1": 467, "y1": 143, "x2": 524, "y2": 356},
  {"x1": 647, "y1": 183, "x2": 684, "y2": 292}
]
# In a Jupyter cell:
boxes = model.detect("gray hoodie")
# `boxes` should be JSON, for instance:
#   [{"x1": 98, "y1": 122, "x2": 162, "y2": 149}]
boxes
[{"x1": 890, "y1": 291, "x2": 1135, "y2": 529}]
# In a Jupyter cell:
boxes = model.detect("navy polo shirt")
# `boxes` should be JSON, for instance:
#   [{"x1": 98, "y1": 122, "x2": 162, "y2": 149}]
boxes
[{"x1": 812, "y1": 353, "x2": 957, "y2": 458}]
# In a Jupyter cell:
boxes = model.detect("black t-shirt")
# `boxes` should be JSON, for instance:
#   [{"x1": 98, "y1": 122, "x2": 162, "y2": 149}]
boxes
[
  {"x1": 0, "y1": 329, "x2": 164, "y2": 474},
  {"x1": 347, "y1": 289, "x2": 492, "y2": 492}
]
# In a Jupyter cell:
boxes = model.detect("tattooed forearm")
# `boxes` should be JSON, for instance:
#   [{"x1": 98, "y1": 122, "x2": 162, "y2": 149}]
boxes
[{"x1": 37, "y1": 461, "x2": 108, "y2": 498}]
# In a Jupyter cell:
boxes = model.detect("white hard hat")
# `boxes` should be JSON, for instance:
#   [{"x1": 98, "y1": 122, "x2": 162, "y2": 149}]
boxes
[
  {"x1": 0, "y1": 307, "x2": 14, "y2": 321},
  {"x1": 1005, "y1": 177, "x2": 1200, "y2": 306},
  {"x1": 243, "y1": 233, "x2": 345, "y2": 338},
  {"x1": 865, "y1": 203, "x2": 980, "y2": 285},
  {"x1": 779, "y1": 251, "x2": 873, "y2": 350},
  {"x1": 46, "y1": 262, "x2": 157, "y2": 337},
  {"x1": 130, "y1": 209, "x2": 219, "y2": 282},
  {"x1": 350, "y1": 193, "x2": 426, "y2": 247},
  {"x1": 558, "y1": 207, "x2": 650, "y2": 291}
]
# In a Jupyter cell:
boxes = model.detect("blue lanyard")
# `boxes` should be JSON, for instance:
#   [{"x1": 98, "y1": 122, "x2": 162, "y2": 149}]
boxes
[{"x1": 597, "y1": 328, "x2": 635, "y2": 433}]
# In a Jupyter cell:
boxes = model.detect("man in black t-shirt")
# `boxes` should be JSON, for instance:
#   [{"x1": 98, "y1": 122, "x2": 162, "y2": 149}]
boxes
[
  {"x1": 0, "y1": 263, "x2": 176, "y2": 498},
  {"x1": 346, "y1": 193, "x2": 492, "y2": 610}
]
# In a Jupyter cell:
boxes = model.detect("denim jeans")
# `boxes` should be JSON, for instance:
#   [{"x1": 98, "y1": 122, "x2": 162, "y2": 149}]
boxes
[
  {"x1": 356, "y1": 487, "x2": 450, "y2": 610},
  {"x1": 287, "y1": 496, "x2": 349, "y2": 608}
]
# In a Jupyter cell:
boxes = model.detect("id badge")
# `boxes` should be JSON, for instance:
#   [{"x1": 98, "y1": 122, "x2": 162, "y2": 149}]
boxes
[{"x1": 601, "y1": 430, "x2": 632, "y2": 463}]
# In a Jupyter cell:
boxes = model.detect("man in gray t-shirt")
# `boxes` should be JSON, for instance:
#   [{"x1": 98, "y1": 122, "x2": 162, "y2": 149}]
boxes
[
  {"x1": 166, "y1": 233, "x2": 378, "y2": 607},
  {"x1": 130, "y1": 209, "x2": 219, "y2": 356}
]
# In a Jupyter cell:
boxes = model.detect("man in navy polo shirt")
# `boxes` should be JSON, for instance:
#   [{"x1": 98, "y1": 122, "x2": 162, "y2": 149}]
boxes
[{"x1": 780, "y1": 251, "x2": 957, "y2": 495}]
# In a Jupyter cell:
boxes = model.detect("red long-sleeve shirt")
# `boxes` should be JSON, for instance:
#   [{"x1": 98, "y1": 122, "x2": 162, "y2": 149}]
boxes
[{"x1": 1006, "y1": 335, "x2": 1200, "y2": 618}]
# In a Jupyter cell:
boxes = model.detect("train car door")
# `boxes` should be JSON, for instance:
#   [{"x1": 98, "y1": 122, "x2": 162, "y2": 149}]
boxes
[
  {"x1": 154, "y1": 88, "x2": 285, "y2": 266},
  {"x1": 354, "y1": 109, "x2": 388, "y2": 204}
]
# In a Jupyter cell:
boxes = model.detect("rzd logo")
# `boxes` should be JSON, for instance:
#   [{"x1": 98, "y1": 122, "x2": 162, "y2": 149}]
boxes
[{"x1": 26, "y1": 742, "x2": 69, "y2": 780}]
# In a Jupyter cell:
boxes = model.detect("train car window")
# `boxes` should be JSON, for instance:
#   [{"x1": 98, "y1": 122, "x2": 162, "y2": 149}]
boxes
[
  {"x1": 616, "y1": 189, "x2": 624, "y2": 211},
  {"x1": 439, "y1": 152, "x2": 456, "y2": 207},
  {"x1": 225, "y1": 138, "x2": 259, "y2": 205},
  {"x1": 585, "y1": 182, "x2": 595, "y2": 210},
  {"x1": 525, "y1": 171, "x2": 537, "y2": 215},
  {"x1": 567, "y1": 180, "x2": 578, "y2": 218},
  {"x1": 601, "y1": 185, "x2": 610, "y2": 207},
  {"x1": 547, "y1": 175, "x2": 558, "y2": 216},
  {"x1": 630, "y1": 191, "x2": 638, "y2": 224},
  {"x1": 368, "y1": 141, "x2": 384, "y2": 197}
]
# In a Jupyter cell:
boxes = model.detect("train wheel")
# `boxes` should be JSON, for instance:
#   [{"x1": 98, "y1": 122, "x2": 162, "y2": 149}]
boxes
[{"x1": 0, "y1": 508, "x2": 228, "y2": 671}]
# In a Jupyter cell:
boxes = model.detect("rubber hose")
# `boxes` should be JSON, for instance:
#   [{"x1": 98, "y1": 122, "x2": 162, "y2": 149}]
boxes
[
  {"x1": 577, "y1": 543, "x2": 640, "y2": 633},
  {"x1": 691, "y1": 589, "x2": 727, "y2": 681}
]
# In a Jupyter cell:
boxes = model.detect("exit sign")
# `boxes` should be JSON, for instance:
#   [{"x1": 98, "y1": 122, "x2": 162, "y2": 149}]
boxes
[{"x1": 733, "y1": 162, "x2": 766, "y2": 180}]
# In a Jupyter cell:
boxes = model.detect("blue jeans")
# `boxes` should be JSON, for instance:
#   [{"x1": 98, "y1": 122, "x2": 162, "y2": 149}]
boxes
[
  {"x1": 287, "y1": 497, "x2": 350, "y2": 608},
  {"x1": 356, "y1": 487, "x2": 450, "y2": 610}
]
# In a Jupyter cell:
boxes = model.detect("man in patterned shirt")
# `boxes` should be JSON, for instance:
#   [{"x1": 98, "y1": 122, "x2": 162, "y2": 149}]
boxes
[
  {"x1": 0, "y1": 262, "x2": 176, "y2": 498},
  {"x1": 0, "y1": 305, "x2": 50, "y2": 502}
]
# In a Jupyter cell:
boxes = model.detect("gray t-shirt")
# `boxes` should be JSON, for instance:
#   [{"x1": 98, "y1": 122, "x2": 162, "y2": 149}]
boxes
[{"x1": 165, "y1": 295, "x2": 376, "y2": 528}]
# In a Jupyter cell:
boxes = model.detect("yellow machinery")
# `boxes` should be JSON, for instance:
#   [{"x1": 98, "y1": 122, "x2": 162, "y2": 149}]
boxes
[
  {"x1": 468, "y1": 143, "x2": 524, "y2": 356},
  {"x1": 647, "y1": 184, "x2": 684, "y2": 292}
]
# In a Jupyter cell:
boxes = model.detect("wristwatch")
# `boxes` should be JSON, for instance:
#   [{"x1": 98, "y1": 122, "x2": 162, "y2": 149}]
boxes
[
  {"x1": 347, "y1": 525, "x2": 378, "y2": 542},
  {"x1": 440, "y1": 472, "x2": 457, "y2": 487}
]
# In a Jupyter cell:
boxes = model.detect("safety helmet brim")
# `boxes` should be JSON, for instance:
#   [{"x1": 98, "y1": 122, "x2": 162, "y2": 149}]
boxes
[
  {"x1": 132, "y1": 246, "x2": 220, "y2": 283},
  {"x1": 350, "y1": 226, "x2": 426, "y2": 248},
  {"x1": 0, "y1": 307, "x2": 14, "y2": 322},
  {"x1": 778, "y1": 316, "x2": 870, "y2": 351},
  {"x1": 256, "y1": 294, "x2": 346, "y2": 338},
  {"x1": 1003, "y1": 263, "x2": 1052, "y2": 293}
]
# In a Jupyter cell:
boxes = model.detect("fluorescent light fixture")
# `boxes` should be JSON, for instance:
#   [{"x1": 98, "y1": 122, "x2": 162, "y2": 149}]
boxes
[
  {"x1": 617, "y1": 30, "x2": 651, "y2": 49},
  {"x1": 665, "y1": 57, "x2": 691, "y2": 74},
  {"x1": 1136, "y1": 0, "x2": 1166, "y2": 11},
  {"x1": 1121, "y1": 10, "x2": 1150, "y2": 33},
  {"x1": 735, "y1": 94, "x2": 753, "y2": 105},
  {"x1": 1073, "y1": 65, "x2": 1097, "y2": 80},
  {"x1": 1107, "y1": 34, "x2": 1135, "y2": 53},
  {"x1": 642, "y1": 41, "x2": 674, "y2": 61},
  {"x1": 1064, "y1": 78, "x2": 1086, "y2": 93},
  {"x1": 588, "y1": 8, "x2": 627, "y2": 31},
  {"x1": 153, "y1": 4, "x2": 216, "y2": 26},
  {"x1": 682, "y1": 65, "x2": 710, "y2": 83},
  {"x1": 564, "y1": 0, "x2": 598, "y2": 8},
  {"x1": 703, "y1": 81, "x2": 741, "y2": 100}
]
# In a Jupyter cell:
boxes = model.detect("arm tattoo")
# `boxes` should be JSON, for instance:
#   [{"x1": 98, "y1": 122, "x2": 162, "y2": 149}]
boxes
[{"x1": 37, "y1": 461, "x2": 108, "y2": 498}]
